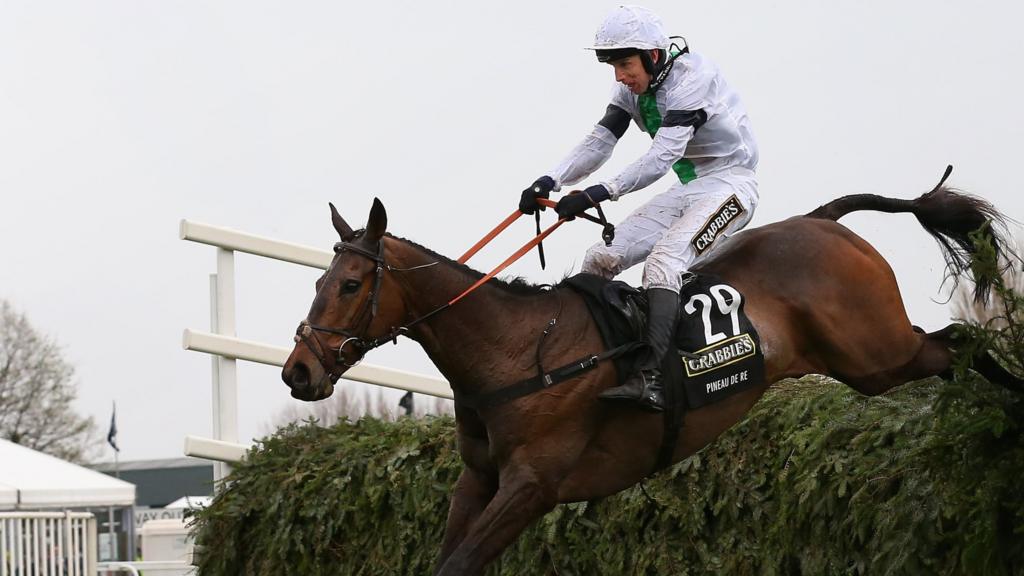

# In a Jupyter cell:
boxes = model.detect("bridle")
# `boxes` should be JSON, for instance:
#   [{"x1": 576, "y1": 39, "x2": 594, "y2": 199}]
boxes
[{"x1": 294, "y1": 231, "x2": 447, "y2": 383}]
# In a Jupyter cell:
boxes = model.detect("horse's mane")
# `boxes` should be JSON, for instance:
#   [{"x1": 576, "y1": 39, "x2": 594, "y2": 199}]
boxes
[{"x1": 388, "y1": 233, "x2": 560, "y2": 296}]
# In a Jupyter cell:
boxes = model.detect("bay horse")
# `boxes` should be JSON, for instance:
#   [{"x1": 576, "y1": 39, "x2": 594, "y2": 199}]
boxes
[{"x1": 281, "y1": 175, "x2": 1021, "y2": 576}]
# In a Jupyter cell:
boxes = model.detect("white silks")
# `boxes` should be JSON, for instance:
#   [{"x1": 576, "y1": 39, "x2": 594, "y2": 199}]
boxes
[{"x1": 546, "y1": 47, "x2": 760, "y2": 292}]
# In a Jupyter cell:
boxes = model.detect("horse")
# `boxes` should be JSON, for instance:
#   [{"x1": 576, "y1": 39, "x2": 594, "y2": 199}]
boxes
[{"x1": 281, "y1": 175, "x2": 1021, "y2": 576}]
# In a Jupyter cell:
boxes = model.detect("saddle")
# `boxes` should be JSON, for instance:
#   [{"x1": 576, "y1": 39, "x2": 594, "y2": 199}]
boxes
[
  {"x1": 564, "y1": 272, "x2": 766, "y2": 472},
  {"x1": 562, "y1": 274, "x2": 647, "y2": 378}
]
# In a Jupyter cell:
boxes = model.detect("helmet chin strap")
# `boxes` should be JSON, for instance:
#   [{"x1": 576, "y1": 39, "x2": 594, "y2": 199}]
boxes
[{"x1": 645, "y1": 36, "x2": 689, "y2": 94}]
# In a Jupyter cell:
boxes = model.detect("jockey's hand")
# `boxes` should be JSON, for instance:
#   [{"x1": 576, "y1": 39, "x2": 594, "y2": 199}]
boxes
[
  {"x1": 556, "y1": 184, "x2": 610, "y2": 220},
  {"x1": 519, "y1": 176, "x2": 556, "y2": 215}
]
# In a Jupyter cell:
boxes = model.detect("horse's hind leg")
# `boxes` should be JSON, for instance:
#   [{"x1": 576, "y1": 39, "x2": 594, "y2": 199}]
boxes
[
  {"x1": 969, "y1": 347, "x2": 1024, "y2": 391},
  {"x1": 928, "y1": 323, "x2": 1024, "y2": 392},
  {"x1": 897, "y1": 326, "x2": 957, "y2": 380},
  {"x1": 840, "y1": 327, "x2": 957, "y2": 396},
  {"x1": 848, "y1": 323, "x2": 1024, "y2": 395}
]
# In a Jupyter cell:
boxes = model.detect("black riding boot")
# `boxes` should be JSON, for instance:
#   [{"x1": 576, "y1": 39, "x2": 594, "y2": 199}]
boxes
[{"x1": 599, "y1": 287, "x2": 679, "y2": 412}]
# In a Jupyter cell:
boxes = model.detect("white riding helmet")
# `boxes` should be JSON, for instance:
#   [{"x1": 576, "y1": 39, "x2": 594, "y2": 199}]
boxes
[{"x1": 586, "y1": 5, "x2": 669, "y2": 54}]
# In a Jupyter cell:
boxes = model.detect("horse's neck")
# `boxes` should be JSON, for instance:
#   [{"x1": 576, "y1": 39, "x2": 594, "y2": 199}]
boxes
[{"x1": 388, "y1": 239, "x2": 556, "y2": 394}]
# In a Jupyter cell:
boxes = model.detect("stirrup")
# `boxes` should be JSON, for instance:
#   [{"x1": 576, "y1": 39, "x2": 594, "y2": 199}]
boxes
[{"x1": 599, "y1": 371, "x2": 664, "y2": 413}]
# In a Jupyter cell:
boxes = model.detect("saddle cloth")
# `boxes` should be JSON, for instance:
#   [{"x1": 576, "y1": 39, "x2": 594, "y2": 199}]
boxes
[{"x1": 563, "y1": 272, "x2": 764, "y2": 410}]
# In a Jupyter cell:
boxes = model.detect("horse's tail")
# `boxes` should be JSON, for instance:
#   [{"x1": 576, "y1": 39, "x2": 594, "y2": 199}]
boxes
[{"x1": 806, "y1": 165, "x2": 1012, "y2": 303}]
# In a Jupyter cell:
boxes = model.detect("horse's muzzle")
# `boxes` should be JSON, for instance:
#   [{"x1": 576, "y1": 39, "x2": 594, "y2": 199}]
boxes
[{"x1": 282, "y1": 355, "x2": 335, "y2": 401}]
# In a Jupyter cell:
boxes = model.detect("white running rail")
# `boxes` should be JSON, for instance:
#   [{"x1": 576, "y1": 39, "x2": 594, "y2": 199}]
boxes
[
  {"x1": 0, "y1": 511, "x2": 97, "y2": 576},
  {"x1": 96, "y1": 561, "x2": 192, "y2": 575},
  {"x1": 180, "y1": 220, "x2": 451, "y2": 478}
]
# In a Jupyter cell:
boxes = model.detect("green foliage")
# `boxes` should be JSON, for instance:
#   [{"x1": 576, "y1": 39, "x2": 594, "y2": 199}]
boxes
[
  {"x1": 190, "y1": 416, "x2": 462, "y2": 575},
  {"x1": 952, "y1": 228, "x2": 1024, "y2": 380},
  {"x1": 191, "y1": 373, "x2": 1024, "y2": 576}
]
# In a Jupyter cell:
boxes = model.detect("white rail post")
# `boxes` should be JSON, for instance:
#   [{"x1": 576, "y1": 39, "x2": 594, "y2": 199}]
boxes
[
  {"x1": 65, "y1": 510, "x2": 73, "y2": 573},
  {"x1": 214, "y1": 249, "x2": 238, "y2": 483},
  {"x1": 209, "y1": 274, "x2": 224, "y2": 484},
  {"x1": 86, "y1": 516, "x2": 98, "y2": 576},
  {"x1": 16, "y1": 518, "x2": 21, "y2": 575}
]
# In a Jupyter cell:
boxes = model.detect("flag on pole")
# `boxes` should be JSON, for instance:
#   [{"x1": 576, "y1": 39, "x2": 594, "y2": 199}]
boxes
[{"x1": 107, "y1": 402, "x2": 120, "y2": 452}]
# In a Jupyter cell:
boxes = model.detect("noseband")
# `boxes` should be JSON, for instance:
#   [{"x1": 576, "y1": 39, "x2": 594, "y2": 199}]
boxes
[{"x1": 294, "y1": 235, "x2": 389, "y2": 382}]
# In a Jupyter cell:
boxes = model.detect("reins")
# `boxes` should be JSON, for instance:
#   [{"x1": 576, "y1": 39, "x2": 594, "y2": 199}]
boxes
[{"x1": 296, "y1": 199, "x2": 634, "y2": 407}]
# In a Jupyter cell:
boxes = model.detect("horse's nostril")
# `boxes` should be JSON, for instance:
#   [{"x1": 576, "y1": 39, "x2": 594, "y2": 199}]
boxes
[{"x1": 285, "y1": 362, "x2": 311, "y2": 389}]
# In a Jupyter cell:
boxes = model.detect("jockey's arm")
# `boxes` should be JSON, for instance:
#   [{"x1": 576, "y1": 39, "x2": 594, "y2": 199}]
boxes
[
  {"x1": 604, "y1": 116, "x2": 698, "y2": 200},
  {"x1": 546, "y1": 104, "x2": 632, "y2": 189}
]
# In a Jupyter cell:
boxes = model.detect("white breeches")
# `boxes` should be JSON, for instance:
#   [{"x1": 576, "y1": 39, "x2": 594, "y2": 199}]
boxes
[{"x1": 581, "y1": 167, "x2": 758, "y2": 293}]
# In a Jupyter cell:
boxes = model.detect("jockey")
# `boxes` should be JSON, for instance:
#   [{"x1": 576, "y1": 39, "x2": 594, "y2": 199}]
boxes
[{"x1": 519, "y1": 5, "x2": 759, "y2": 412}]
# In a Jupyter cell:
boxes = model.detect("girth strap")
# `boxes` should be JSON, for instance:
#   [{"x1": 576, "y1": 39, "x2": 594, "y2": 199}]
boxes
[
  {"x1": 655, "y1": 375, "x2": 686, "y2": 474},
  {"x1": 454, "y1": 342, "x2": 642, "y2": 411}
]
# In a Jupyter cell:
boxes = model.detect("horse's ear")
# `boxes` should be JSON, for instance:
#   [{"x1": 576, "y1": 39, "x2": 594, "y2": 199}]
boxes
[
  {"x1": 329, "y1": 202, "x2": 355, "y2": 241},
  {"x1": 365, "y1": 198, "x2": 388, "y2": 242}
]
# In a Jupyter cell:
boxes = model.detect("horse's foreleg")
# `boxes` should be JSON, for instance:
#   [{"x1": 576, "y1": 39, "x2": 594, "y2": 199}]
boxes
[
  {"x1": 435, "y1": 467, "x2": 497, "y2": 573},
  {"x1": 435, "y1": 463, "x2": 557, "y2": 576}
]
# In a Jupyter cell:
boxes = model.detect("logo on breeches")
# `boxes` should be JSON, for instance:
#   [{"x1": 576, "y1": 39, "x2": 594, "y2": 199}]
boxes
[{"x1": 691, "y1": 195, "x2": 745, "y2": 255}]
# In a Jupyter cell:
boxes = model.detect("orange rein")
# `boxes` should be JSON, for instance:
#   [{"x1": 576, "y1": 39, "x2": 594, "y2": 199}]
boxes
[{"x1": 449, "y1": 199, "x2": 563, "y2": 306}]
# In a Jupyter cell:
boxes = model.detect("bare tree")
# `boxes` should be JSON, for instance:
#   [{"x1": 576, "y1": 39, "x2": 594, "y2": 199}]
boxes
[
  {"x1": 263, "y1": 385, "x2": 454, "y2": 434},
  {"x1": 0, "y1": 300, "x2": 97, "y2": 462}
]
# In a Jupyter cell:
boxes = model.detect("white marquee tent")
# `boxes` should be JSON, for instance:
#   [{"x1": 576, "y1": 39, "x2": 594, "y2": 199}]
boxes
[{"x1": 0, "y1": 438, "x2": 135, "y2": 509}]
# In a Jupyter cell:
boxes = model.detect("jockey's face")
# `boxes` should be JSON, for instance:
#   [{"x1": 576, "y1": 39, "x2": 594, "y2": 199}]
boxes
[{"x1": 609, "y1": 50, "x2": 659, "y2": 95}]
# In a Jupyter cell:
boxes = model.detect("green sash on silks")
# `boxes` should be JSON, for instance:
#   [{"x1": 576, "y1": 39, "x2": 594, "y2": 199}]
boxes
[{"x1": 637, "y1": 92, "x2": 697, "y2": 184}]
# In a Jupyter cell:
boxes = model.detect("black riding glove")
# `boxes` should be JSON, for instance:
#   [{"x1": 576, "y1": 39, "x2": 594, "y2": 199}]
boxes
[
  {"x1": 519, "y1": 176, "x2": 556, "y2": 215},
  {"x1": 555, "y1": 184, "x2": 610, "y2": 220}
]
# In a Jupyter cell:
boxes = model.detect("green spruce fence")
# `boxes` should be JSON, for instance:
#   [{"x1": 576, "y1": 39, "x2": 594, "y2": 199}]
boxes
[{"x1": 189, "y1": 372, "x2": 1023, "y2": 576}]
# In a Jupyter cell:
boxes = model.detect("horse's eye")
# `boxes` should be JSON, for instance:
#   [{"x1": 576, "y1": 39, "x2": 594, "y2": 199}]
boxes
[{"x1": 342, "y1": 279, "x2": 362, "y2": 294}]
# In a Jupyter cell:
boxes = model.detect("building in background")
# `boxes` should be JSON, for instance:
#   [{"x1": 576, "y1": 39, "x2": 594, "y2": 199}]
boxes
[
  {"x1": 91, "y1": 457, "x2": 213, "y2": 509},
  {"x1": 90, "y1": 457, "x2": 213, "y2": 566}
]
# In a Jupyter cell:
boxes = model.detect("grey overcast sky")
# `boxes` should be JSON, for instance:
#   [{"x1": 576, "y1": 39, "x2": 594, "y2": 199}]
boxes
[{"x1": 2, "y1": 1, "x2": 1022, "y2": 462}]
